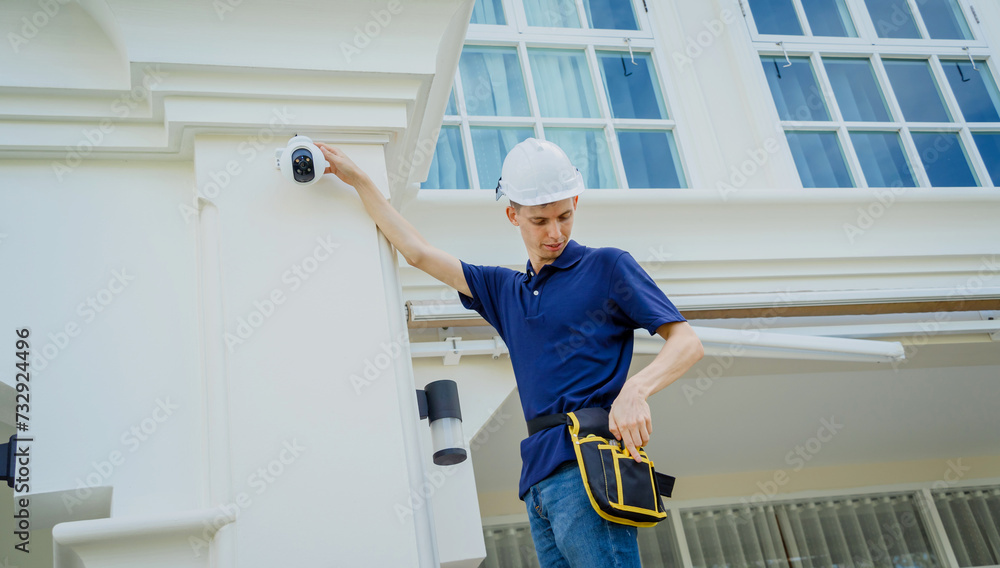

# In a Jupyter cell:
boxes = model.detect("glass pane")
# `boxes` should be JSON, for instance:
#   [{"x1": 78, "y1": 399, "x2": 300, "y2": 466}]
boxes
[
  {"x1": 617, "y1": 130, "x2": 685, "y2": 188},
  {"x1": 529, "y1": 49, "x2": 601, "y2": 118},
  {"x1": 524, "y1": 0, "x2": 581, "y2": 28},
  {"x1": 912, "y1": 132, "x2": 978, "y2": 186},
  {"x1": 865, "y1": 0, "x2": 921, "y2": 39},
  {"x1": 470, "y1": 127, "x2": 534, "y2": 191},
  {"x1": 761, "y1": 56, "x2": 831, "y2": 121},
  {"x1": 544, "y1": 128, "x2": 616, "y2": 188},
  {"x1": 973, "y1": 133, "x2": 1000, "y2": 185},
  {"x1": 749, "y1": 0, "x2": 803, "y2": 35},
  {"x1": 883, "y1": 59, "x2": 951, "y2": 122},
  {"x1": 786, "y1": 131, "x2": 854, "y2": 187},
  {"x1": 422, "y1": 126, "x2": 469, "y2": 189},
  {"x1": 801, "y1": 0, "x2": 857, "y2": 37},
  {"x1": 850, "y1": 131, "x2": 916, "y2": 187},
  {"x1": 459, "y1": 46, "x2": 530, "y2": 117},
  {"x1": 583, "y1": 0, "x2": 638, "y2": 30},
  {"x1": 470, "y1": 0, "x2": 506, "y2": 25},
  {"x1": 445, "y1": 87, "x2": 458, "y2": 115},
  {"x1": 824, "y1": 58, "x2": 892, "y2": 121},
  {"x1": 942, "y1": 60, "x2": 1000, "y2": 123},
  {"x1": 597, "y1": 51, "x2": 667, "y2": 119},
  {"x1": 918, "y1": 0, "x2": 973, "y2": 40}
]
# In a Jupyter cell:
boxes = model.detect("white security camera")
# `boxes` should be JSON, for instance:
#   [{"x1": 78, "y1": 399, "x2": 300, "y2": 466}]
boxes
[{"x1": 275, "y1": 135, "x2": 329, "y2": 186}]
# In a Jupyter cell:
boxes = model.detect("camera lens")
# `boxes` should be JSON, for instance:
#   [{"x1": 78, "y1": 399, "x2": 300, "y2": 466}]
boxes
[{"x1": 291, "y1": 148, "x2": 315, "y2": 183}]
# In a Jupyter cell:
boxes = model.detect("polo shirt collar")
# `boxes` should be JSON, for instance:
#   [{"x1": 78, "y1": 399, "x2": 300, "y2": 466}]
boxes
[{"x1": 525, "y1": 239, "x2": 584, "y2": 280}]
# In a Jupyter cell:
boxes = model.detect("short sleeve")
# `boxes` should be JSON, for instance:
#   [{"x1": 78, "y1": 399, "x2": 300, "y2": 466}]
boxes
[
  {"x1": 608, "y1": 252, "x2": 686, "y2": 335},
  {"x1": 458, "y1": 260, "x2": 510, "y2": 336}
]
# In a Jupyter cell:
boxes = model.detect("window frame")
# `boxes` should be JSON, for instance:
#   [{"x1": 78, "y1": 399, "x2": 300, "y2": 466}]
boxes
[
  {"x1": 745, "y1": 0, "x2": 998, "y2": 188},
  {"x1": 744, "y1": 0, "x2": 986, "y2": 47},
  {"x1": 432, "y1": 0, "x2": 692, "y2": 191}
]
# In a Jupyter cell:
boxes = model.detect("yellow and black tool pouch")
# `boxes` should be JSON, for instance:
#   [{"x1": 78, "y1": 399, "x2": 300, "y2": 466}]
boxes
[{"x1": 528, "y1": 407, "x2": 675, "y2": 527}]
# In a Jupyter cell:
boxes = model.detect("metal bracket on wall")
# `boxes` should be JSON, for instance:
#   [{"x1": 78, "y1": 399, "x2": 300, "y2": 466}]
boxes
[
  {"x1": 982, "y1": 311, "x2": 1000, "y2": 341},
  {"x1": 443, "y1": 336, "x2": 462, "y2": 365}
]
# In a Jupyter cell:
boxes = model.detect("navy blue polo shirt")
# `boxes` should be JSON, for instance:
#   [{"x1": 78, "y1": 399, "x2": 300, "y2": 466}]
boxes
[{"x1": 457, "y1": 239, "x2": 686, "y2": 499}]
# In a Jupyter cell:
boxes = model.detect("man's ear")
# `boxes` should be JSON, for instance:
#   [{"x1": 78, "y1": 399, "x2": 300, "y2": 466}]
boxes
[
  {"x1": 506, "y1": 206, "x2": 519, "y2": 226},
  {"x1": 572, "y1": 195, "x2": 579, "y2": 209}
]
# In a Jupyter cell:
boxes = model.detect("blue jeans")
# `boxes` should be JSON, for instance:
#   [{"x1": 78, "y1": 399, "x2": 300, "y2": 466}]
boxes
[{"x1": 525, "y1": 460, "x2": 641, "y2": 568}]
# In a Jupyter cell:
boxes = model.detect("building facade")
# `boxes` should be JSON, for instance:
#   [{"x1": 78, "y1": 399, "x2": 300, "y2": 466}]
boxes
[{"x1": 0, "y1": 0, "x2": 998, "y2": 567}]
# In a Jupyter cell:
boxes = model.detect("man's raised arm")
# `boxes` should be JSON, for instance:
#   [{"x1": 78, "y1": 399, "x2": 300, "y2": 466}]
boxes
[{"x1": 315, "y1": 143, "x2": 471, "y2": 298}]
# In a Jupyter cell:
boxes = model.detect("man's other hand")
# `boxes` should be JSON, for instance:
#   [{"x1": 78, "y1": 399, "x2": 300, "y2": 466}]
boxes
[{"x1": 609, "y1": 382, "x2": 651, "y2": 463}]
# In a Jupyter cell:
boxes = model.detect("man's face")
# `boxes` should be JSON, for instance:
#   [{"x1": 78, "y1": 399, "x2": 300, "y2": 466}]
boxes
[{"x1": 506, "y1": 196, "x2": 578, "y2": 263}]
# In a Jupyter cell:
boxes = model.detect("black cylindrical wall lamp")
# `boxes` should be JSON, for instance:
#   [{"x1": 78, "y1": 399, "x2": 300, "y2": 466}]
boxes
[{"x1": 416, "y1": 380, "x2": 467, "y2": 466}]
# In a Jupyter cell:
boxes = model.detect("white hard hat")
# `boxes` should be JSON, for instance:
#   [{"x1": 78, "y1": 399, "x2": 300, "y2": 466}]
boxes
[{"x1": 495, "y1": 138, "x2": 585, "y2": 206}]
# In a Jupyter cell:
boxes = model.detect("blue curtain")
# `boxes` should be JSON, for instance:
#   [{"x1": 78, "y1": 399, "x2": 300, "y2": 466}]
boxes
[
  {"x1": 422, "y1": 126, "x2": 469, "y2": 189},
  {"x1": 524, "y1": 0, "x2": 581, "y2": 28},
  {"x1": 460, "y1": 46, "x2": 530, "y2": 117},
  {"x1": 786, "y1": 131, "x2": 854, "y2": 188},
  {"x1": 850, "y1": 131, "x2": 915, "y2": 187},
  {"x1": 529, "y1": 49, "x2": 600, "y2": 118},
  {"x1": 545, "y1": 128, "x2": 616, "y2": 189},
  {"x1": 470, "y1": 0, "x2": 506, "y2": 25},
  {"x1": 761, "y1": 56, "x2": 830, "y2": 121},
  {"x1": 824, "y1": 58, "x2": 891, "y2": 122},
  {"x1": 883, "y1": 60, "x2": 951, "y2": 122}
]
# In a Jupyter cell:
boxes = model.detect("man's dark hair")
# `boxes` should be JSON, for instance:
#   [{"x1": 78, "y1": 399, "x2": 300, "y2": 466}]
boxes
[{"x1": 509, "y1": 199, "x2": 522, "y2": 212}]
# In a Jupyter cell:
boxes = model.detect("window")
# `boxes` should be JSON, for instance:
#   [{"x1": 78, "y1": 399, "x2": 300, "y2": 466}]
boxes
[
  {"x1": 684, "y1": 494, "x2": 943, "y2": 568},
  {"x1": 479, "y1": 484, "x2": 1000, "y2": 568},
  {"x1": 481, "y1": 517, "x2": 683, "y2": 568},
  {"x1": 934, "y1": 487, "x2": 1000, "y2": 566},
  {"x1": 422, "y1": 0, "x2": 687, "y2": 191},
  {"x1": 746, "y1": 0, "x2": 997, "y2": 188},
  {"x1": 748, "y1": 0, "x2": 857, "y2": 37},
  {"x1": 864, "y1": 0, "x2": 972, "y2": 40}
]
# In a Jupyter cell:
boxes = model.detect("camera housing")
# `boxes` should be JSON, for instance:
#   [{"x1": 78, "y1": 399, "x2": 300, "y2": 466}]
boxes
[{"x1": 275, "y1": 135, "x2": 330, "y2": 186}]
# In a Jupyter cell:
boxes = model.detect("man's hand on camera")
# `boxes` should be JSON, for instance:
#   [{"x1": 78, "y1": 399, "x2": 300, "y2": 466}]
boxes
[{"x1": 316, "y1": 142, "x2": 371, "y2": 188}]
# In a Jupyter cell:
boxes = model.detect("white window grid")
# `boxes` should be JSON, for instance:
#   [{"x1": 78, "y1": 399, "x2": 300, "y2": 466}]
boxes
[
  {"x1": 439, "y1": 0, "x2": 692, "y2": 191},
  {"x1": 744, "y1": 0, "x2": 987, "y2": 47},
  {"x1": 743, "y1": 0, "x2": 999, "y2": 188}
]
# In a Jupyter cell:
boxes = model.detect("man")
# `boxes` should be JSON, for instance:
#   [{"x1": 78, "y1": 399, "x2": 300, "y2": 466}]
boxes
[{"x1": 316, "y1": 138, "x2": 704, "y2": 567}]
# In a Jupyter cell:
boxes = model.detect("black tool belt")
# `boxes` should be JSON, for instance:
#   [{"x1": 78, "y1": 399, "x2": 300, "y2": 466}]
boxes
[{"x1": 527, "y1": 408, "x2": 675, "y2": 527}]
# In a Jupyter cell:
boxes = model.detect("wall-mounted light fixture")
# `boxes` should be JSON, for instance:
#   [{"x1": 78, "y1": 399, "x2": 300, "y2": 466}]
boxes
[{"x1": 416, "y1": 380, "x2": 466, "y2": 466}]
